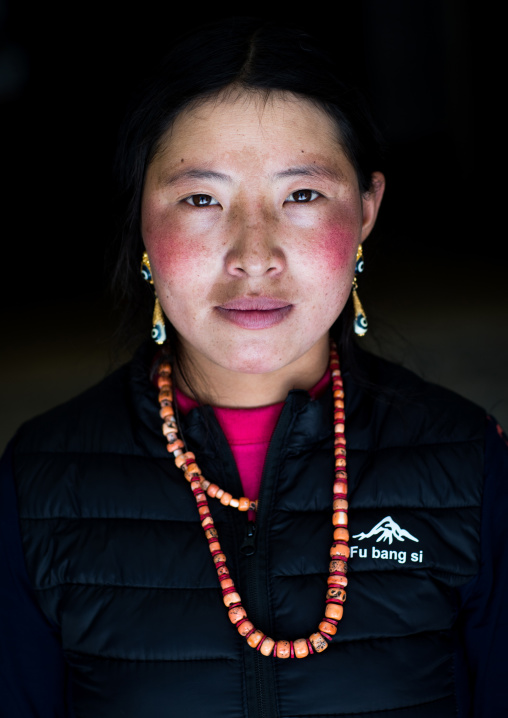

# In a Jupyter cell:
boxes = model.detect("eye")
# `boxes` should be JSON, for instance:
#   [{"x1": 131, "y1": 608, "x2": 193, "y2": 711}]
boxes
[
  {"x1": 285, "y1": 189, "x2": 321, "y2": 203},
  {"x1": 184, "y1": 194, "x2": 220, "y2": 207}
]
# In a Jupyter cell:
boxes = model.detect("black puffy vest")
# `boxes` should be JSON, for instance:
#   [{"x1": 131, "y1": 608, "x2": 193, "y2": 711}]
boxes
[{"x1": 13, "y1": 345, "x2": 485, "y2": 717}]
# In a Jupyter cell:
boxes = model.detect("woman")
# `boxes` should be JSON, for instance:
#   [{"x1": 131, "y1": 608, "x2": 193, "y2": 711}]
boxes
[{"x1": 0, "y1": 17, "x2": 506, "y2": 718}]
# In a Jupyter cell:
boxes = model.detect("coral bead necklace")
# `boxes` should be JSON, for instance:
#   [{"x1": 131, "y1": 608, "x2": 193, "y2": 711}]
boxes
[{"x1": 156, "y1": 341, "x2": 349, "y2": 658}]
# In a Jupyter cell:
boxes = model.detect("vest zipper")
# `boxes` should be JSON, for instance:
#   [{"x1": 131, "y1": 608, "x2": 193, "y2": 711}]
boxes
[
  {"x1": 240, "y1": 521, "x2": 256, "y2": 556},
  {"x1": 203, "y1": 398, "x2": 299, "y2": 717},
  {"x1": 242, "y1": 397, "x2": 297, "y2": 718}
]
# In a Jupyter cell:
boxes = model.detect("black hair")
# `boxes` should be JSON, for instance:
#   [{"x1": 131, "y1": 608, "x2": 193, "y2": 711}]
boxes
[{"x1": 110, "y1": 16, "x2": 385, "y2": 380}]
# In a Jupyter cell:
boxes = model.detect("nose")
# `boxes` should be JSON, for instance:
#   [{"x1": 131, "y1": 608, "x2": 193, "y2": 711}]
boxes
[{"x1": 224, "y1": 213, "x2": 286, "y2": 278}]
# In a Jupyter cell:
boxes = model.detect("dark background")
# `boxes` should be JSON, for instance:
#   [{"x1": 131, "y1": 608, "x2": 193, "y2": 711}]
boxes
[{"x1": 1, "y1": 1, "x2": 504, "y2": 451}]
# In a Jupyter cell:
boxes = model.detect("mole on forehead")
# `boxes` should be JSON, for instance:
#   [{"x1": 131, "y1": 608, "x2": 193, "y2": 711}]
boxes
[{"x1": 157, "y1": 163, "x2": 347, "y2": 187}]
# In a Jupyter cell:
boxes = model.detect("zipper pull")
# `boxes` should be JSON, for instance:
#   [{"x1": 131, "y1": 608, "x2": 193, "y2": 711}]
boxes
[{"x1": 240, "y1": 521, "x2": 256, "y2": 556}]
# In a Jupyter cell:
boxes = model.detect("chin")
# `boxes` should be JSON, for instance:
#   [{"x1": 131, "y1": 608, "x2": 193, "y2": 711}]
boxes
[{"x1": 222, "y1": 354, "x2": 287, "y2": 376}]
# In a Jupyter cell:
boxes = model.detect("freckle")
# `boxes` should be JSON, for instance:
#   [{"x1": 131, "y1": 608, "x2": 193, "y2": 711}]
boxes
[{"x1": 181, "y1": 158, "x2": 184, "y2": 163}]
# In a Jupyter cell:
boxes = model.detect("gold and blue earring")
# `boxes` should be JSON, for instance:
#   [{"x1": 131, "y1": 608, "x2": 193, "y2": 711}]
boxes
[
  {"x1": 141, "y1": 251, "x2": 167, "y2": 345},
  {"x1": 352, "y1": 245, "x2": 368, "y2": 336}
]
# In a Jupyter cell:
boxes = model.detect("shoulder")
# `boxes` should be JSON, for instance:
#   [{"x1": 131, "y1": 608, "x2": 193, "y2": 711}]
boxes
[
  {"x1": 345, "y1": 349, "x2": 487, "y2": 448},
  {"x1": 12, "y1": 342, "x2": 161, "y2": 459}
]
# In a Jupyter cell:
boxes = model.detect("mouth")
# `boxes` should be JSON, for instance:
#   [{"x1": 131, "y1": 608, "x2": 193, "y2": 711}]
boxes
[{"x1": 215, "y1": 297, "x2": 293, "y2": 329}]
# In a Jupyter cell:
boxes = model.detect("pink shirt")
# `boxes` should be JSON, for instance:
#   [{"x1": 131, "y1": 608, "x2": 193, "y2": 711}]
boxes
[{"x1": 175, "y1": 370, "x2": 331, "y2": 518}]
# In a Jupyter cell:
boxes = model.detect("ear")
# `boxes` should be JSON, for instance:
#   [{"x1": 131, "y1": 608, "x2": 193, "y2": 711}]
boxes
[{"x1": 360, "y1": 171, "x2": 385, "y2": 242}]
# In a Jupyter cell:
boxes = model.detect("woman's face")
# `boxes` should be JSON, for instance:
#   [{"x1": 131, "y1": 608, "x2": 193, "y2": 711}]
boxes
[{"x1": 141, "y1": 91, "x2": 384, "y2": 382}]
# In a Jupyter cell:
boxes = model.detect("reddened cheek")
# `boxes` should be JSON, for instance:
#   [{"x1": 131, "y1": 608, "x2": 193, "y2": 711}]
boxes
[{"x1": 302, "y1": 223, "x2": 358, "y2": 275}]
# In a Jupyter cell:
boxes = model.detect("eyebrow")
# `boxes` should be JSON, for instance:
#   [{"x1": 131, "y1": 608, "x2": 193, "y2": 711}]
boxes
[
  {"x1": 162, "y1": 169, "x2": 233, "y2": 185},
  {"x1": 160, "y1": 163, "x2": 344, "y2": 186},
  {"x1": 273, "y1": 164, "x2": 345, "y2": 182}
]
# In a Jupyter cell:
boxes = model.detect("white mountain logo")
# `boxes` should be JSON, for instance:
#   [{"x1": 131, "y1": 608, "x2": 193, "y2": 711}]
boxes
[{"x1": 353, "y1": 516, "x2": 419, "y2": 545}]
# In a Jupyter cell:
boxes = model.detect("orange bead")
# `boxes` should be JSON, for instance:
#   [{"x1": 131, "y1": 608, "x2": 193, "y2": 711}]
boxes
[
  {"x1": 276, "y1": 640, "x2": 290, "y2": 658},
  {"x1": 237, "y1": 620, "x2": 254, "y2": 637},
  {"x1": 333, "y1": 499, "x2": 348, "y2": 510},
  {"x1": 201, "y1": 517, "x2": 213, "y2": 528},
  {"x1": 162, "y1": 422, "x2": 177, "y2": 437},
  {"x1": 207, "y1": 484, "x2": 219, "y2": 497},
  {"x1": 166, "y1": 440, "x2": 184, "y2": 452},
  {"x1": 293, "y1": 638, "x2": 309, "y2": 658},
  {"x1": 328, "y1": 574, "x2": 348, "y2": 587},
  {"x1": 333, "y1": 389, "x2": 344, "y2": 399},
  {"x1": 335, "y1": 458, "x2": 346, "y2": 468},
  {"x1": 319, "y1": 621, "x2": 337, "y2": 636},
  {"x1": 247, "y1": 630, "x2": 264, "y2": 648},
  {"x1": 217, "y1": 565, "x2": 229, "y2": 576},
  {"x1": 220, "y1": 577, "x2": 234, "y2": 589},
  {"x1": 159, "y1": 406, "x2": 174, "y2": 420},
  {"x1": 158, "y1": 388, "x2": 173, "y2": 402},
  {"x1": 213, "y1": 553, "x2": 226, "y2": 565},
  {"x1": 238, "y1": 497, "x2": 250, "y2": 511},
  {"x1": 220, "y1": 492, "x2": 232, "y2": 506},
  {"x1": 215, "y1": 489, "x2": 224, "y2": 500},
  {"x1": 333, "y1": 482, "x2": 347, "y2": 495},
  {"x1": 326, "y1": 587, "x2": 346, "y2": 602},
  {"x1": 329, "y1": 559, "x2": 347, "y2": 574},
  {"x1": 228, "y1": 605, "x2": 247, "y2": 624},
  {"x1": 309, "y1": 633, "x2": 328, "y2": 653},
  {"x1": 174, "y1": 454, "x2": 188, "y2": 469},
  {"x1": 333, "y1": 527, "x2": 349, "y2": 541},
  {"x1": 205, "y1": 528, "x2": 218, "y2": 539},
  {"x1": 330, "y1": 543, "x2": 349, "y2": 559},
  {"x1": 332, "y1": 511, "x2": 348, "y2": 526},
  {"x1": 259, "y1": 637, "x2": 275, "y2": 656},
  {"x1": 325, "y1": 603, "x2": 344, "y2": 620},
  {"x1": 209, "y1": 541, "x2": 221, "y2": 552},
  {"x1": 223, "y1": 592, "x2": 241, "y2": 607}
]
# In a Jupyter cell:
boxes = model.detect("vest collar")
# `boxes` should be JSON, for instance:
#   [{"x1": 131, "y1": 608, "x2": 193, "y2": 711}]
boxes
[{"x1": 127, "y1": 341, "x2": 354, "y2": 457}]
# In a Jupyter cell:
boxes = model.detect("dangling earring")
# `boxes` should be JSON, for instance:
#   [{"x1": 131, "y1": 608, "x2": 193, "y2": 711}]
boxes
[
  {"x1": 140, "y1": 251, "x2": 167, "y2": 345},
  {"x1": 352, "y1": 245, "x2": 368, "y2": 336}
]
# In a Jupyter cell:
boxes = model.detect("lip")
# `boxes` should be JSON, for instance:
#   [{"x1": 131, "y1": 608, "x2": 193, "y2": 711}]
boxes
[{"x1": 215, "y1": 296, "x2": 293, "y2": 329}]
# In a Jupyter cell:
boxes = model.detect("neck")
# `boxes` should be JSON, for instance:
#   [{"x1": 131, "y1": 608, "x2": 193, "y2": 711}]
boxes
[{"x1": 173, "y1": 334, "x2": 330, "y2": 408}]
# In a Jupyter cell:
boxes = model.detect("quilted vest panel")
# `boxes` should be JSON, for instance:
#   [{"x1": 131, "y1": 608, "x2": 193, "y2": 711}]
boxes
[{"x1": 13, "y1": 345, "x2": 485, "y2": 718}]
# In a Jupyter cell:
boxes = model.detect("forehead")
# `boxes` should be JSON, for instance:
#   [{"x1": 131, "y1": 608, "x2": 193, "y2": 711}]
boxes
[{"x1": 149, "y1": 90, "x2": 351, "y2": 178}]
